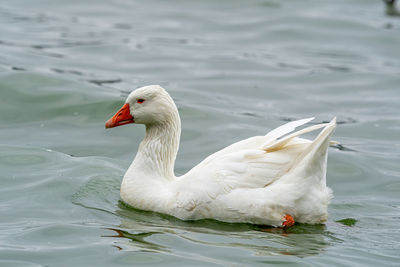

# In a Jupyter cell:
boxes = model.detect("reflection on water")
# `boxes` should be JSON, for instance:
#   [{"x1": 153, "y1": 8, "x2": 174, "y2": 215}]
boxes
[
  {"x1": 111, "y1": 215, "x2": 330, "y2": 258},
  {"x1": 71, "y1": 174, "x2": 332, "y2": 259},
  {"x1": 329, "y1": 143, "x2": 357, "y2": 152},
  {"x1": 103, "y1": 228, "x2": 165, "y2": 252},
  {"x1": 106, "y1": 224, "x2": 330, "y2": 259}
]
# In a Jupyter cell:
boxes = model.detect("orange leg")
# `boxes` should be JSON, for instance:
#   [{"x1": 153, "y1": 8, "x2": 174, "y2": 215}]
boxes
[{"x1": 282, "y1": 214, "x2": 295, "y2": 227}]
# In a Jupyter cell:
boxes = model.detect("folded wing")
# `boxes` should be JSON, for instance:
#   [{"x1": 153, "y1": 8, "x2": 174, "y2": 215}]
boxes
[{"x1": 175, "y1": 118, "x2": 336, "y2": 212}]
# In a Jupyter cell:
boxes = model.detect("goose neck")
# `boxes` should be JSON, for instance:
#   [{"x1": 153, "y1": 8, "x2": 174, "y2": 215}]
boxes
[{"x1": 136, "y1": 119, "x2": 181, "y2": 179}]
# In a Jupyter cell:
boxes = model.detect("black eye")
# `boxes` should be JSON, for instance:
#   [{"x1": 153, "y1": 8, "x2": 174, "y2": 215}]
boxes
[{"x1": 137, "y1": 99, "x2": 145, "y2": 104}]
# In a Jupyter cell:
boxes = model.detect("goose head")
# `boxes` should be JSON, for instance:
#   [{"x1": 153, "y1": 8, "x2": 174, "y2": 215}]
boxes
[{"x1": 105, "y1": 85, "x2": 178, "y2": 128}]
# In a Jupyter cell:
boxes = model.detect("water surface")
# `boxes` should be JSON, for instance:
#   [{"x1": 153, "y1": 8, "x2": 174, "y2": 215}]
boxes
[{"x1": 1, "y1": 0, "x2": 400, "y2": 266}]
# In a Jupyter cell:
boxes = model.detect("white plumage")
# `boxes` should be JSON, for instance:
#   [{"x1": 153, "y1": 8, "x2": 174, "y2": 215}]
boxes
[{"x1": 106, "y1": 85, "x2": 336, "y2": 227}]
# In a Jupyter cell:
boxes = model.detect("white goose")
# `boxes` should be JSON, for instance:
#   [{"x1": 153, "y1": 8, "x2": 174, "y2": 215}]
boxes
[{"x1": 106, "y1": 85, "x2": 336, "y2": 227}]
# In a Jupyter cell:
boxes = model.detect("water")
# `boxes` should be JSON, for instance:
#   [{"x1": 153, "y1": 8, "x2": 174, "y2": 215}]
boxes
[{"x1": 1, "y1": 0, "x2": 400, "y2": 266}]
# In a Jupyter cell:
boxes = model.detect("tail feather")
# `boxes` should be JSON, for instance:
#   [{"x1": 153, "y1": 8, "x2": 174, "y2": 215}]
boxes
[
  {"x1": 264, "y1": 117, "x2": 315, "y2": 141},
  {"x1": 262, "y1": 120, "x2": 331, "y2": 152},
  {"x1": 264, "y1": 117, "x2": 336, "y2": 186},
  {"x1": 289, "y1": 117, "x2": 336, "y2": 186}
]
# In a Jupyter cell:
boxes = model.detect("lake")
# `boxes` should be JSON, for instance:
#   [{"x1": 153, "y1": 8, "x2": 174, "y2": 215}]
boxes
[{"x1": 1, "y1": 0, "x2": 399, "y2": 266}]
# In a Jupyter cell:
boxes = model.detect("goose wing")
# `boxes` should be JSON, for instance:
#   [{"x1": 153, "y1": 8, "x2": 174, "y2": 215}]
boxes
[{"x1": 174, "y1": 118, "x2": 335, "y2": 211}]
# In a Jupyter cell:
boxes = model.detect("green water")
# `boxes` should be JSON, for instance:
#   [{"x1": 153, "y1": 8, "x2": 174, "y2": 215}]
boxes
[{"x1": 1, "y1": 0, "x2": 400, "y2": 266}]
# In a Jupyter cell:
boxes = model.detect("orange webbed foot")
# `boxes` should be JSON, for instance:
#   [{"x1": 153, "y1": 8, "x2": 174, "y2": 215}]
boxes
[{"x1": 282, "y1": 214, "x2": 295, "y2": 228}]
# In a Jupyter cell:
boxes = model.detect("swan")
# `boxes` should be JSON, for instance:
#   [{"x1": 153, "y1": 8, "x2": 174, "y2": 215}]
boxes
[{"x1": 105, "y1": 85, "x2": 336, "y2": 227}]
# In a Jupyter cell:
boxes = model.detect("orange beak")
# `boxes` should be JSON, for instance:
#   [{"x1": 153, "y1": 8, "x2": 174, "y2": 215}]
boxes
[{"x1": 105, "y1": 103, "x2": 134, "y2": 128}]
